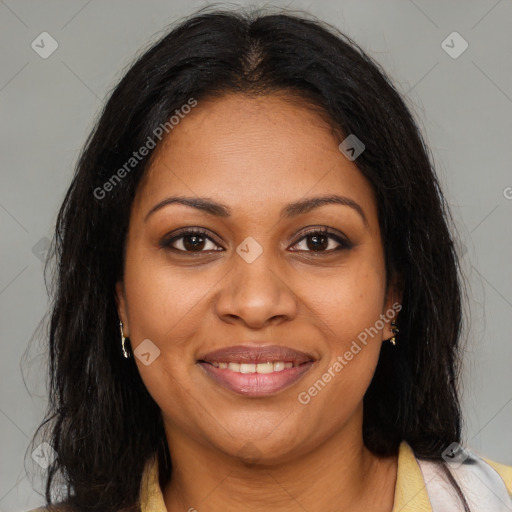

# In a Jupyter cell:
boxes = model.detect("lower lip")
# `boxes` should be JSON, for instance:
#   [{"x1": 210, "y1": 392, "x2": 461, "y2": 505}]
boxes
[{"x1": 198, "y1": 361, "x2": 315, "y2": 397}]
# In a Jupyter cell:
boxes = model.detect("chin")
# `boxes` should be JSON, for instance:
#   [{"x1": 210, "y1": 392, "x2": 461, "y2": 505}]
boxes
[{"x1": 213, "y1": 434, "x2": 309, "y2": 467}]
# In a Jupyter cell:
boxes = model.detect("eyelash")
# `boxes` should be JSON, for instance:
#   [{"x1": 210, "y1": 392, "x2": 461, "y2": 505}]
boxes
[{"x1": 159, "y1": 227, "x2": 353, "y2": 255}]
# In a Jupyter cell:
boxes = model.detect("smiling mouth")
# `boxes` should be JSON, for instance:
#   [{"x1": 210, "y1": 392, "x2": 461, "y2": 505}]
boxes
[
  {"x1": 196, "y1": 344, "x2": 317, "y2": 396},
  {"x1": 200, "y1": 360, "x2": 306, "y2": 373},
  {"x1": 197, "y1": 359, "x2": 315, "y2": 397}
]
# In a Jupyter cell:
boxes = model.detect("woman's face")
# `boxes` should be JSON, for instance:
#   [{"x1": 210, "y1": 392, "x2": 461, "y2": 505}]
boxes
[{"x1": 116, "y1": 93, "x2": 399, "y2": 463}]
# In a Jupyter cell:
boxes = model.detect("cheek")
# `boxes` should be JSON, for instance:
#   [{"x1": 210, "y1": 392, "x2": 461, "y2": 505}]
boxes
[
  {"x1": 296, "y1": 304, "x2": 384, "y2": 436},
  {"x1": 133, "y1": 356, "x2": 212, "y2": 444},
  {"x1": 307, "y1": 248, "x2": 387, "y2": 348},
  {"x1": 121, "y1": 247, "x2": 221, "y2": 409},
  {"x1": 124, "y1": 249, "x2": 217, "y2": 350},
  {"x1": 295, "y1": 248, "x2": 386, "y2": 408},
  {"x1": 122, "y1": 257, "x2": 208, "y2": 429}
]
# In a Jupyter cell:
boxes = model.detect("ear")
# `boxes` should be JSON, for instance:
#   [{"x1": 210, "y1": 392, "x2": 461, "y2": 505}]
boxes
[
  {"x1": 383, "y1": 272, "x2": 403, "y2": 339},
  {"x1": 115, "y1": 280, "x2": 129, "y2": 337}
]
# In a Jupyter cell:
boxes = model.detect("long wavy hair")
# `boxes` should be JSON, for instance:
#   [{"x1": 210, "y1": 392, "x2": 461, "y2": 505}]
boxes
[{"x1": 31, "y1": 5, "x2": 469, "y2": 511}]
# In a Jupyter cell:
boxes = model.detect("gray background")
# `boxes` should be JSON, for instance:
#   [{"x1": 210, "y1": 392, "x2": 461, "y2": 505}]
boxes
[{"x1": 1, "y1": 0, "x2": 511, "y2": 510}]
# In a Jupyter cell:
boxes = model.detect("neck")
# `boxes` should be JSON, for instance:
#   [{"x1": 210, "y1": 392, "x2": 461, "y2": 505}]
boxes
[{"x1": 161, "y1": 410, "x2": 398, "y2": 512}]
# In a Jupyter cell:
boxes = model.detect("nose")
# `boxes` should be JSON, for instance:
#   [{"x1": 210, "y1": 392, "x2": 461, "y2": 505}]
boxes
[{"x1": 214, "y1": 245, "x2": 299, "y2": 329}]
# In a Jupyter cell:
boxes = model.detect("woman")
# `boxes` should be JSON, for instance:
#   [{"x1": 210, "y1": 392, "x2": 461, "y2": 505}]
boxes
[{"x1": 30, "y1": 6, "x2": 512, "y2": 512}]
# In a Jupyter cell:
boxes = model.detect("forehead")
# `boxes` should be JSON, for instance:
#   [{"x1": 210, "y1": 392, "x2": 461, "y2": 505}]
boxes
[{"x1": 134, "y1": 93, "x2": 377, "y2": 223}]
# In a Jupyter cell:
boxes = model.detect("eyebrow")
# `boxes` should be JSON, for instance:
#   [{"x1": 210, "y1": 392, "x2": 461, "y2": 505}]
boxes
[{"x1": 144, "y1": 194, "x2": 368, "y2": 226}]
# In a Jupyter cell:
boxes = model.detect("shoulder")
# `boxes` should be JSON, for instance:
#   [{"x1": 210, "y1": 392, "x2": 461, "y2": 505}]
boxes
[
  {"x1": 416, "y1": 446, "x2": 512, "y2": 509},
  {"x1": 483, "y1": 456, "x2": 512, "y2": 495}
]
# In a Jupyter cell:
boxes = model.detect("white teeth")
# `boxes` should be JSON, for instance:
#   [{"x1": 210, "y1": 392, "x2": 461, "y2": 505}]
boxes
[
  {"x1": 240, "y1": 363, "x2": 256, "y2": 373},
  {"x1": 255, "y1": 362, "x2": 274, "y2": 374},
  {"x1": 273, "y1": 361, "x2": 285, "y2": 372},
  {"x1": 210, "y1": 361, "x2": 299, "y2": 373}
]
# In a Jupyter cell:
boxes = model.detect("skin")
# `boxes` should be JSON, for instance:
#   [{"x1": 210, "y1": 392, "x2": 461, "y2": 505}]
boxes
[{"x1": 116, "y1": 93, "x2": 401, "y2": 512}]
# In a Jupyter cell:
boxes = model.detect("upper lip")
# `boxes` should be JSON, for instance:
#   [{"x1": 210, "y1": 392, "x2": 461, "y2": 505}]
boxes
[{"x1": 198, "y1": 345, "x2": 316, "y2": 365}]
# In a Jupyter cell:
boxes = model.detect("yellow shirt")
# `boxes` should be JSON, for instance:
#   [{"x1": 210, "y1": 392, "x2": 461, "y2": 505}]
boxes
[
  {"x1": 30, "y1": 441, "x2": 512, "y2": 511},
  {"x1": 139, "y1": 442, "x2": 512, "y2": 511}
]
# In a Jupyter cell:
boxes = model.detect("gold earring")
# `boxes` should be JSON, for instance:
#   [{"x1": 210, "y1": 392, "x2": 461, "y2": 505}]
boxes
[
  {"x1": 389, "y1": 320, "x2": 399, "y2": 346},
  {"x1": 120, "y1": 321, "x2": 131, "y2": 359}
]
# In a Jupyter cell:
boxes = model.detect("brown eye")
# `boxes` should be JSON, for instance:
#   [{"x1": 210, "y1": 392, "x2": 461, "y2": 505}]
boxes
[
  {"x1": 179, "y1": 233, "x2": 208, "y2": 251},
  {"x1": 305, "y1": 233, "x2": 329, "y2": 251},
  {"x1": 291, "y1": 228, "x2": 353, "y2": 253},
  {"x1": 160, "y1": 229, "x2": 223, "y2": 253}
]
